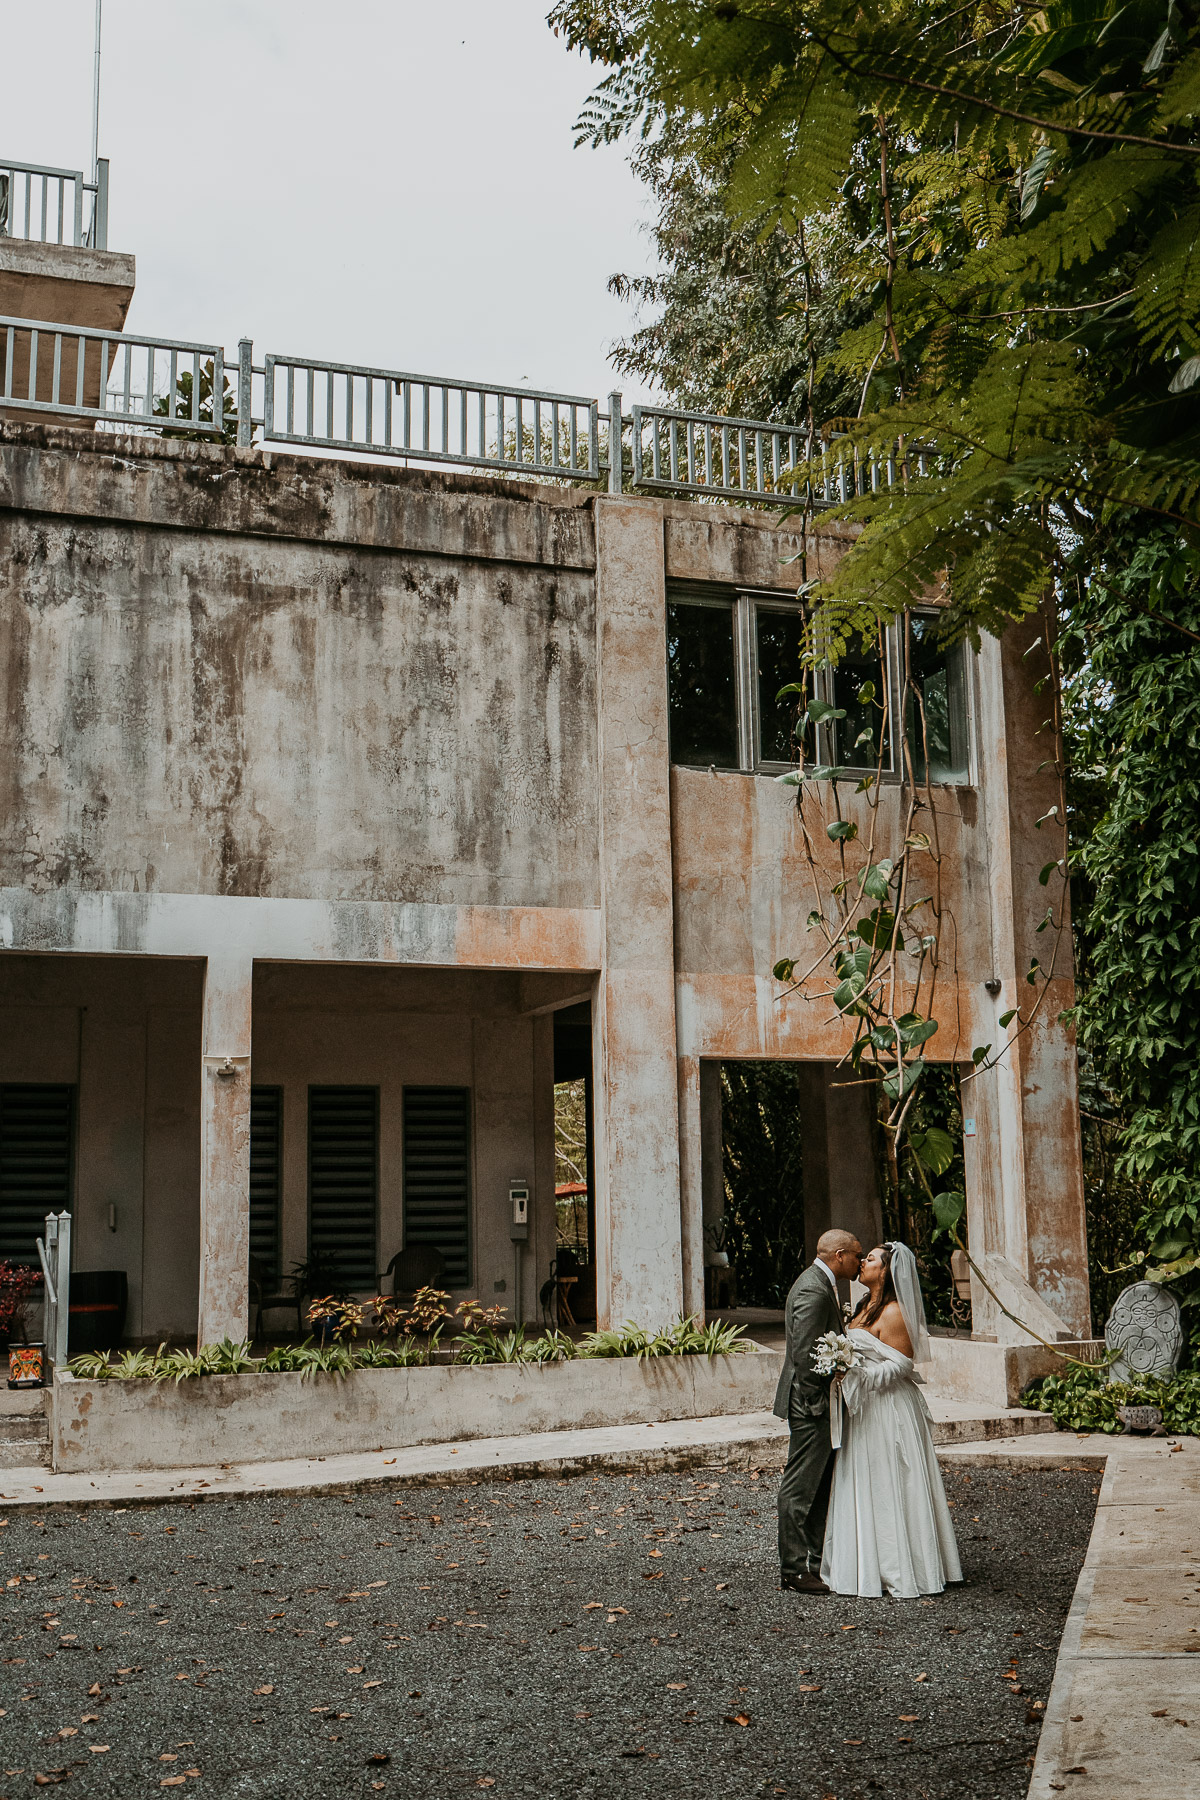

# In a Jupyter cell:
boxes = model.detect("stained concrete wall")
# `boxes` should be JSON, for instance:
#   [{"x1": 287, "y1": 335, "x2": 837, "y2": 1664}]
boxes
[{"x1": 0, "y1": 421, "x2": 1089, "y2": 1342}]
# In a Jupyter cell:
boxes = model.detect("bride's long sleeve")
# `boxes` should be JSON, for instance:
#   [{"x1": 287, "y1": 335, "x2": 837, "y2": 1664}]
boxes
[{"x1": 841, "y1": 1353, "x2": 909, "y2": 1411}]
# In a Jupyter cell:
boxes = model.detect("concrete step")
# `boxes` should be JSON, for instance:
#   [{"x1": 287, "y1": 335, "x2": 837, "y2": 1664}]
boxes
[
  {"x1": 930, "y1": 1410, "x2": 1056, "y2": 1446},
  {"x1": 0, "y1": 1436, "x2": 51, "y2": 1469}
]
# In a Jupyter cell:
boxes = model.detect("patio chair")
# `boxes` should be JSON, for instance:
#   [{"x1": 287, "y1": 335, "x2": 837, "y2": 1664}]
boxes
[
  {"x1": 380, "y1": 1244, "x2": 446, "y2": 1306},
  {"x1": 250, "y1": 1256, "x2": 303, "y2": 1341}
]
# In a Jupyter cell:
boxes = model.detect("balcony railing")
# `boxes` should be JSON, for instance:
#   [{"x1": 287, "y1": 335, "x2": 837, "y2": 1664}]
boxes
[
  {"x1": 0, "y1": 316, "x2": 932, "y2": 507},
  {"x1": 0, "y1": 158, "x2": 109, "y2": 251}
]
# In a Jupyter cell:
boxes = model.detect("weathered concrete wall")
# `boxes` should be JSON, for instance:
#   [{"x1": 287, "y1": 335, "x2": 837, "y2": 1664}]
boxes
[
  {"x1": 0, "y1": 427, "x2": 598, "y2": 909},
  {"x1": 53, "y1": 1349, "x2": 782, "y2": 1472}
]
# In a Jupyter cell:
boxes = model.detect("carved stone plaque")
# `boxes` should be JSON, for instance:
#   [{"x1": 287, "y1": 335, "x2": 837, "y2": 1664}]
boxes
[{"x1": 1104, "y1": 1281, "x2": 1183, "y2": 1383}]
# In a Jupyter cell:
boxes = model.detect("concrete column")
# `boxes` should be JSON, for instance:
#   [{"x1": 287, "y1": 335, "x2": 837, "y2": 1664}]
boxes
[
  {"x1": 592, "y1": 495, "x2": 684, "y2": 1330},
  {"x1": 796, "y1": 1063, "x2": 881, "y2": 1256},
  {"x1": 197, "y1": 951, "x2": 253, "y2": 1345},
  {"x1": 966, "y1": 618, "x2": 1090, "y2": 1340},
  {"x1": 677, "y1": 1055, "x2": 705, "y2": 1320}
]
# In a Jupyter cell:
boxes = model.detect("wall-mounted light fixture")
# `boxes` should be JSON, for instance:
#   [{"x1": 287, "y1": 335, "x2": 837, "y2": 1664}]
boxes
[{"x1": 984, "y1": 978, "x2": 1002, "y2": 996}]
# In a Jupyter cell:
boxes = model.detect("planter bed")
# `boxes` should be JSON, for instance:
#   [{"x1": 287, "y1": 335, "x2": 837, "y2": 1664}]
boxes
[{"x1": 52, "y1": 1346, "x2": 782, "y2": 1474}]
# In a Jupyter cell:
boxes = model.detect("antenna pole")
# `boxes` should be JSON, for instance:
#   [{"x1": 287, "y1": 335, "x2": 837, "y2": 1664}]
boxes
[{"x1": 91, "y1": 0, "x2": 102, "y2": 182}]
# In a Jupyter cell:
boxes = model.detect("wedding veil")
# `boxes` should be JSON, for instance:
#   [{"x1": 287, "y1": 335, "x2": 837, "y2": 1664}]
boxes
[{"x1": 888, "y1": 1242, "x2": 931, "y2": 1363}]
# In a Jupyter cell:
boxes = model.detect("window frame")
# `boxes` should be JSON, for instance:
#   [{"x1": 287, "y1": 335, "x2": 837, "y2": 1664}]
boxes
[{"x1": 665, "y1": 583, "x2": 974, "y2": 788}]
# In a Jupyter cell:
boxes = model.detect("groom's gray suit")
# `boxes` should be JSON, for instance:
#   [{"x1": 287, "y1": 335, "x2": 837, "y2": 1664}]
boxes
[{"x1": 774, "y1": 1260, "x2": 843, "y2": 1579}]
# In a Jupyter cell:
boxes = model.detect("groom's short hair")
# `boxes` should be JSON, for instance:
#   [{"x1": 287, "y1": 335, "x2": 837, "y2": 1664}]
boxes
[{"x1": 816, "y1": 1228, "x2": 862, "y2": 1257}]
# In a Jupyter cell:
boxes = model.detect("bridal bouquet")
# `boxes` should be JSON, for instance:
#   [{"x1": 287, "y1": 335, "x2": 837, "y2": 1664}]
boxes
[{"x1": 811, "y1": 1331, "x2": 858, "y2": 1377}]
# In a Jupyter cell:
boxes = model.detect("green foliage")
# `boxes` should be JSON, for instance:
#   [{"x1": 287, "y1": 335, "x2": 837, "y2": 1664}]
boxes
[
  {"x1": 1061, "y1": 528, "x2": 1200, "y2": 1345},
  {"x1": 552, "y1": 0, "x2": 1200, "y2": 645},
  {"x1": 1023, "y1": 1364, "x2": 1200, "y2": 1435},
  {"x1": 153, "y1": 358, "x2": 238, "y2": 445}
]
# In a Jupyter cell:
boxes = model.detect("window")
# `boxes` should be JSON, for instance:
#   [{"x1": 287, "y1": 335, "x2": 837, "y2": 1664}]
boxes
[
  {"x1": 665, "y1": 586, "x2": 971, "y2": 784},
  {"x1": 249, "y1": 1087, "x2": 282, "y2": 1283},
  {"x1": 308, "y1": 1087, "x2": 378, "y2": 1290},
  {"x1": 0, "y1": 1084, "x2": 73, "y2": 1265},
  {"x1": 403, "y1": 1087, "x2": 472, "y2": 1288},
  {"x1": 666, "y1": 596, "x2": 740, "y2": 768},
  {"x1": 906, "y1": 614, "x2": 970, "y2": 784}
]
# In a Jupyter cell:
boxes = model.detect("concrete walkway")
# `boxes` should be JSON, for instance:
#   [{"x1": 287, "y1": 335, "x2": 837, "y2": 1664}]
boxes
[
  {"x1": 1029, "y1": 1436, "x2": 1200, "y2": 1799},
  {"x1": 0, "y1": 1394, "x2": 1052, "y2": 1508}
]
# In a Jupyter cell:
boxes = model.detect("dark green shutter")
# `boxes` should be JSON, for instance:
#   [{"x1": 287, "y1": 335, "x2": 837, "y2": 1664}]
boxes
[
  {"x1": 249, "y1": 1087, "x2": 282, "y2": 1282},
  {"x1": 403, "y1": 1087, "x2": 471, "y2": 1287},
  {"x1": 307, "y1": 1086, "x2": 378, "y2": 1289},
  {"x1": 0, "y1": 1084, "x2": 73, "y2": 1265}
]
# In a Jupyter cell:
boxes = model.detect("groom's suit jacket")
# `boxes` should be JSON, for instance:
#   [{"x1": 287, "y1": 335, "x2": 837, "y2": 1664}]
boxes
[{"x1": 772, "y1": 1261, "x2": 844, "y2": 1421}]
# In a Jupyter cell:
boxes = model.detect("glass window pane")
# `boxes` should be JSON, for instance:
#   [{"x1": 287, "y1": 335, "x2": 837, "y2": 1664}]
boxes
[
  {"x1": 755, "y1": 608, "x2": 807, "y2": 764},
  {"x1": 831, "y1": 639, "x2": 891, "y2": 770},
  {"x1": 907, "y1": 615, "x2": 969, "y2": 783},
  {"x1": 666, "y1": 600, "x2": 739, "y2": 768}
]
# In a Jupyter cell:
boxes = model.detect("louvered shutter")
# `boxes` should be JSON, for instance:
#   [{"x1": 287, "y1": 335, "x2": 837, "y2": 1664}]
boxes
[
  {"x1": 403, "y1": 1087, "x2": 471, "y2": 1287},
  {"x1": 307, "y1": 1087, "x2": 378, "y2": 1289},
  {"x1": 249, "y1": 1087, "x2": 282, "y2": 1282},
  {"x1": 0, "y1": 1084, "x2": 73, "y2": 1264}
]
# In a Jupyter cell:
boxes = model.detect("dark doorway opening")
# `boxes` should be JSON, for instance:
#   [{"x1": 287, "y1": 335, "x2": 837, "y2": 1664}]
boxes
[{"x1": 551, "y1": 1002, "x2": 596, "y2": 1324}]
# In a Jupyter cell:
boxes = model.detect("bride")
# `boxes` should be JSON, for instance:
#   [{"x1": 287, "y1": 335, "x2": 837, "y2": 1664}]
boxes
[{"x1": 821, "y1": 1241, "x2": 962, "y2": 1599}]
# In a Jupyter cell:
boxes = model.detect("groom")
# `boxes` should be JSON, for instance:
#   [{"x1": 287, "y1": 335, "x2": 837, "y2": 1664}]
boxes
[{"x1": 774, "y1": 1228, "x2": 863, "y2": 1593}]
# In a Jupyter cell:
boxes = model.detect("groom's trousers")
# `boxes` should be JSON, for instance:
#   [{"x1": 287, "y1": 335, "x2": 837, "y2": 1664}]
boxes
[{"x1": 777, "y1": 1410, "x2": 835, "y2": 1578}]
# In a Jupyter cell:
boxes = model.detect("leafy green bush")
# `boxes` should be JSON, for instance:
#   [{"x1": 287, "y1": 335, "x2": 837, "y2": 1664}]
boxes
[
  {"x1": 1022, "y1": 1364, "x2": 1200, "y2": 1435},
  {"x1": 65, "y1": 1315, "x2": 749, "y2": 1380}
]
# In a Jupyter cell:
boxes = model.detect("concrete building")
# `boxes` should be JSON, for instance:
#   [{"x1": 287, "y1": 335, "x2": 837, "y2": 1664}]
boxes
[{"x1": 0, "y1": 167, "x2": 1090, "y2": 1361}]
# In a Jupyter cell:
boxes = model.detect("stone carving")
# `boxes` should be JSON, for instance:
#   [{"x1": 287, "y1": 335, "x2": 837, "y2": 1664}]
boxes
[{"x1": 1104, "y1": 1282, "x2": 1183, "y2": 1383}]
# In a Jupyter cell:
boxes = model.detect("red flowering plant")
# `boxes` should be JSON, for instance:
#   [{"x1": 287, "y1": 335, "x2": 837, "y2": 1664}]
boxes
[{"x1": 0, "y1": 1260, "x2": 42, "y2": 1342}]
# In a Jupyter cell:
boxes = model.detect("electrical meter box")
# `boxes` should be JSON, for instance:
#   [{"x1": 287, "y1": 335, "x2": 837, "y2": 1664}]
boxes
[{"x1": 509, "y1": 1183, "x2": 529, "y2": 1242}]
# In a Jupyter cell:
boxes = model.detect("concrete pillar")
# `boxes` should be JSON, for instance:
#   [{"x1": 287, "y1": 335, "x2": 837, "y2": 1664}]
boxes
[
  {"x1": 677, "y1": 1055, "x2": 705, "y2": 1320},
  {"x1": 197, "y1": 951, "x2": 253, "y2": 1345},
  {"x1": 796, "y1": 1063, "x2": 881, "y2": 1256},
  {"x1": 592, "y1": 495, "x2": 684, "y2": 1330},
  {"x1": 966, "y1": 618, "x2": 1090, "y2": 1340}
]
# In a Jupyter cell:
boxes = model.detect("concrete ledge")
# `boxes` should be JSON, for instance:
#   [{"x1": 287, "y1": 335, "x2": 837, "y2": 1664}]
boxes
[
  {"x1": 924, "y1": 1336, "x2": 1105, "y2": 1408},
  {"x1": 52, "y1": 1348, "x2": 784, "y2": 1474}
]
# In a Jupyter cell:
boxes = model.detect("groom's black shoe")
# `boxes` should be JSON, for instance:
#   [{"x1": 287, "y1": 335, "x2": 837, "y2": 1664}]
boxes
[{"x1": 780, "y1": 1572, "x2": 830, "y2": 1594}]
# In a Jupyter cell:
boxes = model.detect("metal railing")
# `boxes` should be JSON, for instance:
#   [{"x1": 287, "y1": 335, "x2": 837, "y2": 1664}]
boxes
[
  {"x1": 1, "y1": 315, "x2": 227, "y2": 434},
  {"x1": 0, "y1": 157, "x2": 109, "y2": 250},
  {"x1": 629, "y1": 400, "x2": 922, "y2": 504},
  {"x1": 258, "y1": 351, "x2": 601, "y2": 480},
  {"x1": 0, "y1": 314, "x2": 938, "y2": 506},
  {"x1": 38, "y1": 1210, "x2": 71, "y2": 1371}
]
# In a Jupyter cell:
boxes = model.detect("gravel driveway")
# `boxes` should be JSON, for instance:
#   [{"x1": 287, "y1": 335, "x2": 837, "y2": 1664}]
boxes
[{"x1": 1, "y1": 1463, "x2": 1097, "y2": 1800}]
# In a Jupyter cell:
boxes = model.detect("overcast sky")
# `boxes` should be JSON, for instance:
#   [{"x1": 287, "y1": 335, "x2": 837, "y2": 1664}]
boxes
[{"x1": 4, "y1": 0, "x2": 660, "y2": 404}]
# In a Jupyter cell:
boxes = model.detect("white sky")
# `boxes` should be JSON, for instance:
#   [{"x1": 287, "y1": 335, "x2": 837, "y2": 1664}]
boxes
[{"x1": 3, "y1": 0, "x2": 660, "y2": 403}]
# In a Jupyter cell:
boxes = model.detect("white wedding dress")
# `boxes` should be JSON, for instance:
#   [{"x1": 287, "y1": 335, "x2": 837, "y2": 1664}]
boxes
[{"x1": 821, "y1": 1327, "x2": 962, "y2": 1599}]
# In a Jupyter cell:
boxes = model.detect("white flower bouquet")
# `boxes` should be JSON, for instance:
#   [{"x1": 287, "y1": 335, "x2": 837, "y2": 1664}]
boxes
[{"x1": 811, "y1": 1331, "x2": 857, "y2": 1377}]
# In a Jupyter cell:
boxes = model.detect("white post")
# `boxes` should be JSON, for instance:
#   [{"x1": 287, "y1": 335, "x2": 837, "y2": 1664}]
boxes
[{"x1": 91, "y1": 1, "x2": 103, "y2": 185}]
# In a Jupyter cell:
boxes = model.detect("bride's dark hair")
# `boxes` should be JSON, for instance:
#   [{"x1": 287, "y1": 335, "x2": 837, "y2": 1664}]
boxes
[{"x1": 852, "y1": 1243, "x2": 897, "y2": 1331}]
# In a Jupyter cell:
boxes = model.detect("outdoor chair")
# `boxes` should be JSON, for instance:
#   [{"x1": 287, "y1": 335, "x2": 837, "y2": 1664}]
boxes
[
  {"x1": 250, "y1": 1256, "x2": 303, "y2": 1341},
  {"x1": 379, "y1": 1244, "x2": 446, "y2": 1307}
]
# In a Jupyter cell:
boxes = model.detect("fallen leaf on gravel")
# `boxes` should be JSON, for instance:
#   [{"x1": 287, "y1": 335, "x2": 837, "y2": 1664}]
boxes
[
  {"x1": 619, "y1": 1749, "x2": 648, "y2": 1759},
  {"x1": 363, "y1": 1681, "x2": 382, "y2": 1690},
  {"x1": 253, "y1": 1686, "x2": 274, "y2": 1695},
  {"x1": 583, "y1": 1602, "x2": 603, "y2": 1611},
  {"x1": 647, "y1": 1550, "x2": 662, "y2": 1558},
  {"x1": 88, "y1": 1746, "x2": 109, "y2": 1754},
  {"x1": 844, "y1": 1738, "x2": 863, "y2": 1745},
  {"x1": 56, "y1": 1728, "x2": 78, "y2": 1739},
  {"x1": 160, "y1": 1755, "x2": 178, "y2": 1763},
  {"x1": 1152, "y1": 1710, "x2": 1169, "y2": 1718},
  {"x1": 33, "y1": 1774, "x2": 70, "y2": 1787},
  {"x1": 915, "y1": 1672, "x2": 928, "y2": 1681},
  {"x1": 183, "y1": 1771, "x2": 200, "y2": 1779},
  {"x1": 477, "y1": 1779, "x2": 496, "y2": 1788},
  {"x1": 797, "y1": 1685, "x2": 822, "y2": 1692},
  {"x1": 367, "y1": 1754, "x2": 390, "y2": 1765},
  {"x1": 161, "y1": 1779, "x2": 186, "y2": 1789},
  {"x1": 667, "y1": 1683, "x2": 687, "y2": 1691},
  {"x1": 81, "y1": 1716, "x2": 99, "y2": 1724},
  {"x1": 642, "y1": 1573, "x2": 663, "y2": 1581},
  {"x1": 86, "y1": 1685, "x2": 102, "y2": 1697},
  {"x1": 1065, "y1": 1767, "x2": 1088, "y2": 1775},
  {"x1": 899, "y1": 1715, "x2": 920, "y2": 1722},
  {"x1": 347, "y1": 1665, "x2": 364, "y2": 1674},
  {"x1": 724, "y1": 1714, "x2": 752, "y2": 1728}
]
